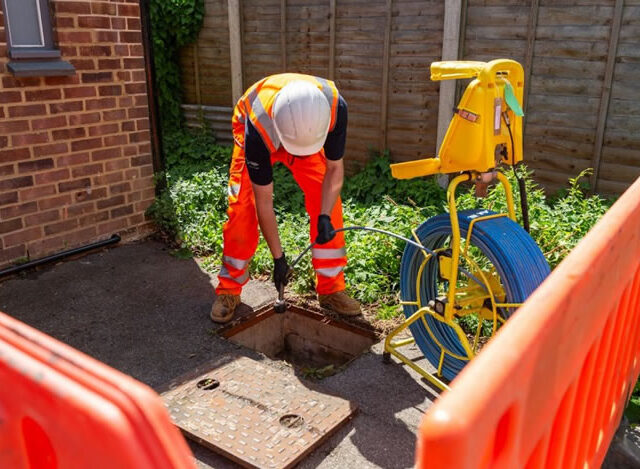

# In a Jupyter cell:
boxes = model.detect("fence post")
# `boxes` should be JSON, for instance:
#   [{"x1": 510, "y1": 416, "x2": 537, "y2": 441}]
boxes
[
  {"x1": 228, "y1": 0, "x2": 243, "y2": 104},
  {"x1": 329, "y1": 0, "x2": 336, "y2": 80},
  {"x1": 379, "y1": 0, "x2": 392, "y2": 151}
]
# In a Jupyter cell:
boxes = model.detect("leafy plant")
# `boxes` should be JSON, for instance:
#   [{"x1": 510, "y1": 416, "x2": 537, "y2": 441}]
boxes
[{"x1": 149, "y1": 0, "x2": 204, "y2": 131}]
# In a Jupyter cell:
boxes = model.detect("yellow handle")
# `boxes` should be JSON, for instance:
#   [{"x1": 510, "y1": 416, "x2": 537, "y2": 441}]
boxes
[{"x1": 430, "y1": 61, "x2": 486, "y2": 81}]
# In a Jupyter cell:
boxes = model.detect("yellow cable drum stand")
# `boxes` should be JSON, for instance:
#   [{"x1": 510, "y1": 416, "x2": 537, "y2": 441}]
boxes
[{"x1": 383, "y1": 60, "x2": 550, "y2": 391}]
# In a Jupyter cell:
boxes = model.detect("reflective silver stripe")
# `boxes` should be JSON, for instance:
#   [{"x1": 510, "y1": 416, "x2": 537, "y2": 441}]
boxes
[
  {"x1": 228, "y1": 184, "x2": 241, "y2": 198},
  {"x1": 219, "y1": 265, "x2": 250, "y2": 284},
  {"x1": 315, "y1": 77, "x2": 336, "y2": 107},
  {"x1": 233, "y1": 135, "x2": 244, "y2": 148},
  {"x1": 315, "y1": 266, "x2": 344, "y2": 277},
  {"x1": 250, "y1": 93, "x2": 280, "y2": 150},
  {"x1": 223, "y1": 255, "x2": 250, "y2": 270},
  {"x1": 312, "y1": 247, "x2": 346, "y2": 259}
]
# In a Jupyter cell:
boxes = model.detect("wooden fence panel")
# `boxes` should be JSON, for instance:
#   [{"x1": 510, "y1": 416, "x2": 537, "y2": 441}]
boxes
[{"x1": 179, "y1": 0, "x2": 640, "y2": 194}]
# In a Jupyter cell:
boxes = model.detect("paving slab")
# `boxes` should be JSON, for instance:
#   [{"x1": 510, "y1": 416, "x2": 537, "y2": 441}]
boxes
[{"x1": 0, "y1": 240, "x2": 437, "y2": 469}]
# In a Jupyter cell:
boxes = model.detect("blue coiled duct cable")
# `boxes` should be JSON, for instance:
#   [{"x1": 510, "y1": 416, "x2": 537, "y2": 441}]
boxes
[{"x1": 399, "y1": 208, "x2": 550, "y2": 381}]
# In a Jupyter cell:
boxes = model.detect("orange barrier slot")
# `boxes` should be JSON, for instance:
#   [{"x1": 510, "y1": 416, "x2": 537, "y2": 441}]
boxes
[
  {"x1": 417, "y1": 176, "x2": 640, "y2": 469},
  {"x1": 0, "y1": 312, "x2": 196, "y2": 469}
]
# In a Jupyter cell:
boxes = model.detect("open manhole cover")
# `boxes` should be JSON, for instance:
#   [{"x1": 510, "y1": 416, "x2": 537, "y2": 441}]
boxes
[{"x1": 161, "y1": 357, "x2": 356, "y2": 469}]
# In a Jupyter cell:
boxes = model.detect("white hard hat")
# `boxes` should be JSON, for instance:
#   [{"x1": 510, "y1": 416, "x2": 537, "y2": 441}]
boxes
[{"x1": 272, "y1": 80, "x2": 331, "y2": 156}]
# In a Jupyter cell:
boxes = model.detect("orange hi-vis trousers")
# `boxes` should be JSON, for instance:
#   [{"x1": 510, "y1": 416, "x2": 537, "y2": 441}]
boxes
[{"x1": 215, "y1": 144, "x2": 348, "y2": 296}]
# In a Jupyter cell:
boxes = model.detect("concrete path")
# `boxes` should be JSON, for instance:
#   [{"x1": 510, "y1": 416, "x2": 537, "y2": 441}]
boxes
[{"x1": 0, "y1": 240, "x2": 437, "y2": 469}]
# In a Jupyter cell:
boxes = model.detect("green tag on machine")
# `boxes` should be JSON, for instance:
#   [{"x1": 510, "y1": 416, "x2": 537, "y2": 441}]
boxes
[{"x1": 503, "y1": 80, "x2": 524, "y2": 117}]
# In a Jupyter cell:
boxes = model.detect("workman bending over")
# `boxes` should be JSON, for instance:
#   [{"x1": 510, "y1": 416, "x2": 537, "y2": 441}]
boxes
[{"x1": 210, "y1": 73, "x2": 361, "y2": 323}]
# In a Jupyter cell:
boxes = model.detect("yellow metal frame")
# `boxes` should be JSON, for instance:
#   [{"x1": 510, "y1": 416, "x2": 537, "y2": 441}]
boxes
[{"x1": 383, "y1": 171, "x2": 523, "y2": 392}]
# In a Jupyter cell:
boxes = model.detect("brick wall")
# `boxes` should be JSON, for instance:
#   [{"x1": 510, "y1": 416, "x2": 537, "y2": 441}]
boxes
[{"x1": 0, "y1": 0, "x2": 156, "y2": 268}]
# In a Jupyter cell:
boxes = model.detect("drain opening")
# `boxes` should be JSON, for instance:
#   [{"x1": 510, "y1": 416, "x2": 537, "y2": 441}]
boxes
[
  {"x1": 196, "y1": 378, "x2": 219, "y2": 390},
  {"x1": 279, "y1": 414, "x2": 304, "y2": 429}
]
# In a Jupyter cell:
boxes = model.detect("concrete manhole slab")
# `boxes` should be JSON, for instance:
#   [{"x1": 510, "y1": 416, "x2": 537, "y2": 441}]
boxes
[{"x1": 161, "y1": 357, "x2": 357, "y2": 469}]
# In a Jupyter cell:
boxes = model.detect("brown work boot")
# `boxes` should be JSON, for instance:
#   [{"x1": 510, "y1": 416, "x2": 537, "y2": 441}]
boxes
[
  {"x1": 318, "y1": 291, "x2": 361, "y2": 316},
  {"x1": 210, "y1": 294, "x2": 241, "y2": 324}
]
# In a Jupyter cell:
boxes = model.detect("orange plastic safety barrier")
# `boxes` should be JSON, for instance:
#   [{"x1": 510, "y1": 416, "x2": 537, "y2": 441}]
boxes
[
  {"x1": 417, "y1": 176, "x2": 640, "y2": 469},
  {"x1": 0, "y1": 311, "x2": 196, "y2": 469}
]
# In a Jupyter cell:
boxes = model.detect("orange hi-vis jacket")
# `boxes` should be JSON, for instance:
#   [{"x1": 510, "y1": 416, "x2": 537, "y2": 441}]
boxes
[{"x1": 216, "y1": 74, "x2": 348, "y2": 296}]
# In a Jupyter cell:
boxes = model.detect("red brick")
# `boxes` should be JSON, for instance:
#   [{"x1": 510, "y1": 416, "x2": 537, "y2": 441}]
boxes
[
  {"x1": 71, "y1": 138, "x2": 102, "y2": 152},
  {"x1": 18, "y1": 158, "x2": 55, "y2": 173},
  {"x1": 58, "y1": 31, "x2": 92, "y2": 43},
  {"x1": 0, "y1": 192, "x2": 19, "y2": 206},
  {"x1": 25, "y1": 89, "x2": 62, "y2": 101},
  {"x1": 0, "y1": 245, "x2": 27, "y2": 264},
  {"x1": 79, "y1": 45, "x2": 112, "y2": 57},
  {"x1": 74, "y1": 187, "x2": 107, "y2": 203},
  {"x1": 111, "y1": 18, "x2": 127, "y2": 31},
  {"x1": 59, "y1": 178, "x2": 91, "y2": 193},
  {"x1": 104, "y1": 134, "x2": 128, "y2": 147},
  {"x1": 97, "y1": 195, "x2": 125, "y2": 210},
  {"x1": 88, "y1": 123, "x2": 119, "y2": 137},
  {"x1": 54, "y1": 2, "x2": 91, "y2": 14},
  {"x1": 72, "y1": 163, "x2": 103, "y2": 178},
  {"x1": 0, "y1": 136, "x2": 7, "y2": 149},
  {"x1": 0, "y1": 91, "x2": 22, "y2": 104},
  {"x1": 99, "y1": 85, "x2": 122, "y2": 97},
  {"x1": 50, "y1": 101, "x2": 83, "y2": 114},
  {"x1": 67, "y1": 202, "x2": 96, "y2": 217},
  {"x1": 44, "y1": 75, "x2": 81, "y2": 86},
  {"x1": 118, "y1": 4, "x2": 139, "y2": 17},
  {"x1": 92, "y1": 2, "x2": 117, "y2": 15},
  {"x1": 56, "y1": 17, "x2": 75, "y2": 28},
  {"x1": 119, "y1": 31, "x2": 142, "y2": 44},
  {"x1": 44, "y1": 219, "x2": 79, "y2": 236},
  {"x1": 128, "y1": 107, "x2": 149, "y2": 119},
  {"x1": 127, "y1": 18, "x2": 141, "y2": 30},
  {"x1": 136, "y1": 198, "x2": 155, "y2": 212},
  {"x1": 0, "y1": 164, "x2": 14, "y2": 176},
  {"x1": 19, "y1": 184, "x2": 56, "y2": 202},
  {"x1": 82, "y1": 72, "x2": 112, "y2": 83},
  {"x1": 111, "y1": 204, "x2": 134, "y2": 218},
  {"x1": 11, "y1": 132, "x2": 49, "y2": 146},
  {"x1": 35, "y1": 169, "x2": 70, "y2": 185},
  {"x1": 116, "y1": 71, "x2": 131, "y2": 82},
  {"x1": 130, "y1": 44, "x2": 144, "y2": 57},
  {"x1": 92, "y1": 147, "x2": 122, "y2": 161},
  {"x1": 78, "y1": 16, "x2": 111, "y2": 29},
  {"x1": 38, "y1": 194, "x2": 72, "y2": 210},
  {"x1": 68, "y1": 112, "x2": 100, "y2": 126},
  {"x1": 125, "y1": 83, "x2": 147, "y2": 94},
  {"x1": 0, "y1": 148, "x2": 30, "y2": 164},
  {"x1": 98, "y1": 59, "x2": 121, "y2": 70},
  {"x1": 79, "y1": 211, "x2": 110, "y2": 227},
  {"x1": 123, "y1": 58, "x2": 145, "y2": 70},
  {"x1": 86, "y1": 97, "x2": 116, "y2": 111},
  {"x1": 56, "y1": 152, "x2": 90, "y2": 167},
  {"x1": 123, "y1": 145, "x2": 137, "y2": 157},
  {"x1": 130, "y1": 131, "x2": 150, "y2": 144},
  {"x1": 98, "y1": 217, "x2": 127, "y2": 235},
  {"x1": 136, "y1": 119, "x2": 150, "y2": 131},
  {"x1": 94, "y1": 171, "x2": 124, "y2": 185},
  {"x1": 33, "y1": 142, "x2": 68, "y2": 158},
  {"x1": 109, "y1": 181, "x2": 131, "y2": 194},
  {"x1": 25, "y1": 210, "x2": 61, "y2": 227},
  {"x1": 4, "y1": 226, "x2": 42, "y2": 247},
  {"x1": 121, "y1": 121, "x2": 135, "y2": 132},
  {"x1": 0, "y1": 175, "x2": 33, "y2": 191},
  {"x1": 52, "y1": 127, "x2": 87, "y2": 140},
  {"x1": 2, "y1": 76, "x2": 41, "y2": 88},
  {"x1": 102, "y1": 109, "x2": 126, "y2": 121},
  {"x1": 31, "y1": 115, "x2": 67, "y2": 130},
  {"x1": 8, "y1": 104, "x2": 47, "y2": 118},
  {"x1": 127, "y1": 191, "x2": 142, "y2": 204},
  {"x1": 133, "y1": 95, "x2": 148, "y2": 107},
  {"x1": 119, "y1": 96, "x2": 134, "y2": 108},
  {"x1": 131, "y1": 70, "x2": 146, "y2": 82},
  {"x1": 60, "y1": 45, "x2": 77, "y2": 55},
  {"x1": 0, "y1": 218, "x2": 23, "y2": 234},
  {"x1": 105, "y1": 159, "x2": 129, "y2": 172},
  {"x1": 124, "y1": 168, "x2": 139, "y2": 180},
  {"x1": 0, "y1": 202, "x2": 37, "y2": 219},
  {"x1": 128, "y1": 213, "x2": 144, "y2": 225},
  {"x1": 0, "y1": 120, "x2": 30, "y2": 134},
  {"x1": 63, "y1": 87, "x2": 97, "y2": 99},
  {"x1": 94, "y1": 31, "x2": 119, "y2": 43},
  {"x1": 70, "y1": 59, "x2": 96, "y2": 71}
]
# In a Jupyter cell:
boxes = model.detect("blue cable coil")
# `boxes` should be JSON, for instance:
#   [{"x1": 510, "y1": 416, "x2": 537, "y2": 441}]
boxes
[{"x1": 399, "y1": 208, "x2": 551, "y2": 381}]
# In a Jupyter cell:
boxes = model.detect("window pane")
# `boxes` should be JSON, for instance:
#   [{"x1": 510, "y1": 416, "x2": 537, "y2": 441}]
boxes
[{"x1": 6, "y1": 0, "x2": 44, "y2": 47}]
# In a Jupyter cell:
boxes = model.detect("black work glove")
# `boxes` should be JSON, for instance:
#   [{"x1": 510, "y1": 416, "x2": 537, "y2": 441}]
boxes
[
  {"x1": 273, "y1": 254, "x2": 290, "y2": 291},
  {"x1": 315, "y1": 214, "x2": 336, "y2": 245}
]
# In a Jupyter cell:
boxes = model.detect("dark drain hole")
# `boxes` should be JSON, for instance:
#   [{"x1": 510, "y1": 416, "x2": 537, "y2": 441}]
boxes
[
  {"x1": 196, "y1": 378, "x2": 220, "y2": 390},
  {"x1": 279, "y1": 414, "x2": 304, "y2": 429}
]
